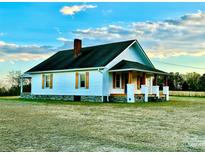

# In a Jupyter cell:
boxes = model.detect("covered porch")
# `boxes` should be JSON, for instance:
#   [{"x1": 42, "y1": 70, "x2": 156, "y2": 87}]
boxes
[
  {"x1": 108, "y1": 60, "x2": 169, "y2": 102},
  {"x1": 20, "y1": 73, "x2": 32, "y2": 98}
]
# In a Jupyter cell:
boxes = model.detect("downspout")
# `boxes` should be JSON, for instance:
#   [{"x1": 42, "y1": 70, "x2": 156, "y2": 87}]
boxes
[
  {"x1": 98, "y1": 68, "x2": 104, "y2": 102},
  {"x1": 20, "y1": 75, "x2": 23, "y2": 96},
  {"x1": 107, "y1": 71, "x2": 109, "y2": 102}
]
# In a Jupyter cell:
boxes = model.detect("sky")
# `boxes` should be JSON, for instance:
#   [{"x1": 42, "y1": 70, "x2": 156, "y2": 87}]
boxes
[{"x1": 0, "y1": 2, "x2": 205, "y2": 84}]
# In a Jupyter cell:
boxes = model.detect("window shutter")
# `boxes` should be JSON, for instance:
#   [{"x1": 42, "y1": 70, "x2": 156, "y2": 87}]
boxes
[
  {"x1": 75, "y1": 72, "x2": 79, "y2": 89},
  {"x1": 113, "y1": 72, "x2": 116, "y2": 88},
  {"x1": 42, "y1": 74, "x2": 45, "y2": 89},
  {"x1": 50, "y1": 74, "x2": 53, "y2": 89},
  {"x1": 86, "y1": 72, "x2": 89, "y2": 89}
]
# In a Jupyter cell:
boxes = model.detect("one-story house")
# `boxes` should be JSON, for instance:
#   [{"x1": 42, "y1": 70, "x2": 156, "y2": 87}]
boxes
[{"x1": 21, "y1": 39, "x2": 169, "y2": 102}]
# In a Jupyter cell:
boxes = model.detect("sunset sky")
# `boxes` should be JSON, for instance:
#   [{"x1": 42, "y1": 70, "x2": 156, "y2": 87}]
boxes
[{"x1": 0, "y1": 2, "x2": 205, "y2": 83}]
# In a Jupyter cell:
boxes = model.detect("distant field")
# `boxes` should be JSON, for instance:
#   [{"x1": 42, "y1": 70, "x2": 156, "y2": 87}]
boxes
[
  {"x1": 0, "y1": 96, "x2": 205, "y2": 152},
  {"x1": 169, "y1": 91, "x2": 205, "y2": 97}
]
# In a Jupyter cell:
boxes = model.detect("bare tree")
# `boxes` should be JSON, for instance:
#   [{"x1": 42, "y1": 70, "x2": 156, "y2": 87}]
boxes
[{"x1": 7, "y1": 71, "x2": 21, "y2": 87}]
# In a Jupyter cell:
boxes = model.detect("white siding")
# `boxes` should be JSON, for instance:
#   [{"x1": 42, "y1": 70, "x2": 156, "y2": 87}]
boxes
[
  {"x1": 31, "y1": 70, "x2": 103, "y2": 96},
  {"x1": 105, "y1": 42, "x2": 153, "y2": 70}
]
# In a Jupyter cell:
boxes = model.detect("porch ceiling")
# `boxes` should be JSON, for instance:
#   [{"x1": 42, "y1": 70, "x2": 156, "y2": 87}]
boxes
[
  {"x1": 21, "y1": 73, "x2": 32, "y2": 78},
  {"x1": 109, "y1": 60, "x2": 169, "y2": 75}
]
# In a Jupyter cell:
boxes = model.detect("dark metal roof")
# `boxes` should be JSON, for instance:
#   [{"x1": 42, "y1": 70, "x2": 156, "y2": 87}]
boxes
[
  {"x1": 110, "y1": 60, "x2": 169, "y2": 75},
  {"x1": 27, "y1": 40, "x2": 135, "y2": 73}
]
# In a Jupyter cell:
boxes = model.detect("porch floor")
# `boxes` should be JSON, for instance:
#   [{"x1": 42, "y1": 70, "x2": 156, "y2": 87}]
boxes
[
  {"x1": 110, "y1": 93, "x2": 166, "y2": 102},
  {"x1": 110, "y1": 93, "x2": 165, "y2": 97}
]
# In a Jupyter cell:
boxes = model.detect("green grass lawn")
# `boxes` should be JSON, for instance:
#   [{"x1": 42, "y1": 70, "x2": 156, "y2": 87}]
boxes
[{"x1": 0, "y1": 96, "x2": 205, "y2": 152}]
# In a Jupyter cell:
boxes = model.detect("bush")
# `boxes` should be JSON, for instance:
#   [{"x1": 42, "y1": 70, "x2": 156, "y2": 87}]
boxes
[{"x1": 0, "y1": 86, "x2": 20, "y2": 96}]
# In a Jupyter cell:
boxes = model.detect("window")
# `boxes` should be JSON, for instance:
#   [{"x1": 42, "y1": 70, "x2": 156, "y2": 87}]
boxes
[
  {"x1": 79, "y1": 73, "x2": 85, "y2": 88},
  {"x1": 42, "y1": 74, "x2": 53, "y2": 89},
  {"x1": 115, "y1": 74, "x2": 121, "y2": 88},
  {"x1": 45, "y1": 74, "x2": 51, "y2": 88}
]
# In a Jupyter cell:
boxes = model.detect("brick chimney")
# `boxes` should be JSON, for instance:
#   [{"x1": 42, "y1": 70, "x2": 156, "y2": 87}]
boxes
[{"x1": 74, "y1": 39, "x2": 82, "y2": 57}]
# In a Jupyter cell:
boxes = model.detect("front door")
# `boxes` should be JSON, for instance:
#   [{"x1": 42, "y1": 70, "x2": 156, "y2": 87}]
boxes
[{"x1": 124, "y1": 73, "x2": 129, "y2": 94}]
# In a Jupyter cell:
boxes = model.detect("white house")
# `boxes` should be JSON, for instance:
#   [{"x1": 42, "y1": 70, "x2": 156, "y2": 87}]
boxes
[{"x1": 21, "y1": 39, "x2": 169, "y2": 102}]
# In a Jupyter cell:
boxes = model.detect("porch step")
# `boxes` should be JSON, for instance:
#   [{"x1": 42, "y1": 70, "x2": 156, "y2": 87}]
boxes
[{"x1": 148, "y1": 96, "x2": 165, "y2": 102}]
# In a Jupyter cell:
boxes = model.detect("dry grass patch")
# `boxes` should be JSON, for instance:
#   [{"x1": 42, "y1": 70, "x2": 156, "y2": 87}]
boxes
[{"x1": 0, "y1": 96, "x2": 205, "y2": 151}]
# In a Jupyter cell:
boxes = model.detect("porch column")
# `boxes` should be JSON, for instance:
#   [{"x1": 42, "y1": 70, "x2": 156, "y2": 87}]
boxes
[
  {"x1": 20, "y1": 77, "x2": 23, "y2": 95},
  {"x1": 141, "y1": 85, "x2": 148, "y2": 102},
  {"x1": 127, "y1": 84, "x2": 135, "y2": 103},
  {"x1": 128, "y1": 71, "x2": 132, "y2": 84},
  {"x1": 127, "y1": 71, "x2": 134, "y2": 103},
  {"x1": 163, "y1": 76, "x2": 169, "y2": 101},
  {"x1": 141, "y1": 72, "x2": 148, "y2": 102},
  {"x1": 152, "y1": 74, "x2": 159, "y2": 98}
]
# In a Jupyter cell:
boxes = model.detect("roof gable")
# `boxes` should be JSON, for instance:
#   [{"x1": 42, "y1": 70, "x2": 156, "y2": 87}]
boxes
[
  {"x1": 104, "y1": 40, "x2": 154, "y2": 70},
  {"x1": 128, "y1": 41, "x2": 154, "y2": 68},
  {"x1": 27, "y1": 40, "x2": 135, "y2": 73},
  {"x1": 110, "y1": 60, "x2": 168, "y2": 75}
]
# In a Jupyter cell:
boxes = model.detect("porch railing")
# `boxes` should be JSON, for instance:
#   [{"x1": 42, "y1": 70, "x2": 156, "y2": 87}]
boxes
[{"x1": 127, "y1": 84, "x2": 169, "y2": 102}]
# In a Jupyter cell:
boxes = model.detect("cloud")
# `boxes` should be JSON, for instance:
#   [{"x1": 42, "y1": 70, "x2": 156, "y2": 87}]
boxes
[
  {"x1": 73, "y1": 10, "x2": 205, "y2": 58},
  {"x1": 57, "y1": 37, "x2": 69, "y2": 42},
  {"x1": 0, "y1": 37, "x2": 74, "y2": 63},
  {"x1": 0, "y1": 52, "x2": 52, "y2": 63},
  {"x1": 56, "y1": 37, "x2": 73, "y2": 50},
  {"x1": 102, "y1": 9, "x2": 113, "y2": 16},
  {"x1": 0, "y1": 58, "x2": 5, "y2": 62},
  {"x1": 2, "y1": 10, "x2": 205, "y2": 64},
  {"x1": 0, "y1": 41, "x2": 55, "y2": 62},
  {"x1": 73, "y1": 25, "x2": 133, "y2": 40},
  {"x1": 60, "y1": 4, "x2": 97, "y2": 16},
  {"x1": 0, "y1": 41, "x2": 54, "y2": 54},
  {"x1": 0, "y1": 32, "x2": 4, "y2": 36}
]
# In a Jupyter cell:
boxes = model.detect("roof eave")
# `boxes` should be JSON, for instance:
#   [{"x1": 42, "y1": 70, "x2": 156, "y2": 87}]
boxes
[
  {"x1": 26, "y1": 66, "x2": 105, "y2": 74},
  {"x1": 109, "y1": 68, "x2": 170, "y2": 75}
]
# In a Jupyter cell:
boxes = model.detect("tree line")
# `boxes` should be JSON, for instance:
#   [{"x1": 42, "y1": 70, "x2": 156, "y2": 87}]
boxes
[
  {"x1": 158, "y1": 72, "x2": 205, "y2": 91},
  {"x1": 0, "y1": 71, "x2": 205, "y2": 96}
]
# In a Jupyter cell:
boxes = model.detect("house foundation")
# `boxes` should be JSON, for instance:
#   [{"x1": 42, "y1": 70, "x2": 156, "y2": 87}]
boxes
[
  {"x1": 80, "y1": 96, "x2": 102, "y2": 102},
  {"x1": 109, "y1": 94, "x2": 144, "y2": 103},
  {"x1": 21, "y1": 93, "x2": 166, "y2": 103},
  {"x1": 21, "y1": 94, "x2": 102, "y2": 102}
]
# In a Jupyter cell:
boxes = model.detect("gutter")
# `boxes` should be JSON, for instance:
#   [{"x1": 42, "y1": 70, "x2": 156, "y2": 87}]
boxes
[
  {"x1": 26, "y1": 67, "x2": 105, "y2": 74},
  {"x1": 109, "y1": 68, "x2": 170, "y2": 75}
]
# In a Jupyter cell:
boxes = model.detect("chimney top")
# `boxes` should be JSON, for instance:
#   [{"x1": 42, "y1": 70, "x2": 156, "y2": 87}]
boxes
[{"x1": 74, "y1": 39, "x2": 82, "y2": 57}]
